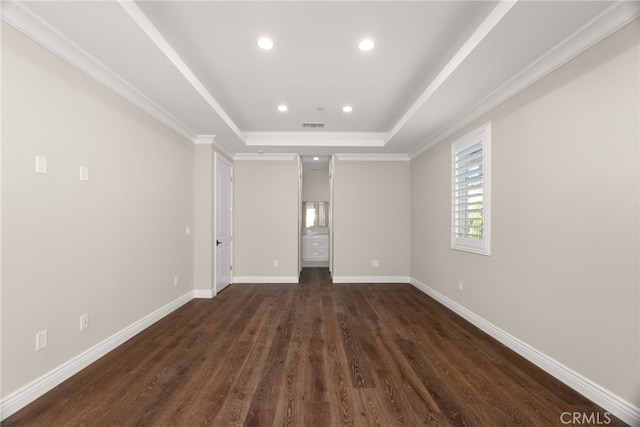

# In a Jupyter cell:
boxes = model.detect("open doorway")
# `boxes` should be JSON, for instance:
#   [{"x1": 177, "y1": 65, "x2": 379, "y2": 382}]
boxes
[{"x1": 300, "y1": 155, "x2": 332, "y2": 272}]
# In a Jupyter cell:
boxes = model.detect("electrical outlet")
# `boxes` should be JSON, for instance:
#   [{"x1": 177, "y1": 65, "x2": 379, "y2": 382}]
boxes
[
  {"x1": 36, "y1": 330, "x2": 48, "y2": 351},
  {"x1": 174, "y1": 276, "x2": 179, "y2": 286},
  {"x1": 80, "y1": 314, "x2": 89, "y2": 331},
  {"x1": 372, "y1": 260, "x2": 379, "y2": 267},
  {"x1": 458, "y1": 280, "x2": 464, "y2": 291},
  {"x1": 273, "y1": 260, "x2": 279, "y2": 267}
]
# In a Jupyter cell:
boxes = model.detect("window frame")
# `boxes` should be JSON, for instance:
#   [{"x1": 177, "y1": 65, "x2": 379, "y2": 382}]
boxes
[{"x1": 451, "y1": 122, "x2": 491, "y2": 256}]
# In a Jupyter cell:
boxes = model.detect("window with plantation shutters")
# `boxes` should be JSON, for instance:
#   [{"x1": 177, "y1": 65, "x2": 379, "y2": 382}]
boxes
[{"x1": 451, "y1": 122, "x2": 491, "y2": 255}]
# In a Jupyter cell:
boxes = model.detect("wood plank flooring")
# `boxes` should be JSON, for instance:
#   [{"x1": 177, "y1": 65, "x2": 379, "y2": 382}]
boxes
[{"x1": 3, "y1": 268, "x2": 625, "y2": 426}]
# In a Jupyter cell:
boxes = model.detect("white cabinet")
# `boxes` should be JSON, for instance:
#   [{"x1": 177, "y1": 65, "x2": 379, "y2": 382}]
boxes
[{"x1": 302, "y1": 233, "x2": 329, "y2": 266}]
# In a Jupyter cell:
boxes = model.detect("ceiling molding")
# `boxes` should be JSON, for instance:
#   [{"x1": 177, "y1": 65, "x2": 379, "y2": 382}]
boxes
[
  {"x1": 0, "y1": 0, "x2": 198, "y2": 143},
  {"x1": 194, "y1": 135, "x2": 215, "y2": 145},
  {"x1": 6, "y1": 1, "x2": 637, "y2": 161},
  {"x1": 233, "y1": 153, "x2": 298, "y2": 161},
  {"x1": 245, "y1": 132, "x2": 387, "y2": 147},
  {"x1": 212, "y1": 140, "x2": 236, "y2": 160},
  {"x1": 117, "y1": 1, "x2": 246, "y2": 146},
  {"x1": 385, "y1": 0, "x2": 518, "y2": 145},
  {"x1": 335, "y1": 153, "x2": 410, "y2": 162},
  {"x1": 408, "y1": 0, "x2": 640, "y2": 160}
]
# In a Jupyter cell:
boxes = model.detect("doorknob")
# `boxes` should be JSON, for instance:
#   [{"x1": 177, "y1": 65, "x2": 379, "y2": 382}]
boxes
[{"x1": 216, "y1": 240, "x2": 222, "y2": 246}]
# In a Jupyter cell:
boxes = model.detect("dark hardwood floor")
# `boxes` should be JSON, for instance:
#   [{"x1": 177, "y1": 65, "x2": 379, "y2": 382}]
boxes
[{"x1": 3, "y1": 268, "x2": 624, "y2": 426}]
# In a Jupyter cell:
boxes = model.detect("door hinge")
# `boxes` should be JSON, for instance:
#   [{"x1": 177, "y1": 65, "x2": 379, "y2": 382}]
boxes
[{"x1": 230, "y1": 265, "x2": 233, "y2": 271}]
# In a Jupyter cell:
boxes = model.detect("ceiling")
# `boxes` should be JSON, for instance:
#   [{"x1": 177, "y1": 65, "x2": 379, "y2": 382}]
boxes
[{"x1": 3, "y1": 1, "x2": 639, "y2": 158}]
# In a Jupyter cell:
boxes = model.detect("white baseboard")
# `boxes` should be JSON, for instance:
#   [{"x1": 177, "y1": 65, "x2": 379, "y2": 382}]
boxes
[
  {"x1": 301, "y1": 261, "x2": 329, "y2": 267},
  {"x1": 232, "y1": 276, "x2": 299, "y2": 284},
  {"x1": 332, "y1": 276, "x2": 411, "y2": 284},
  {"x1": 409, "y1": 277, "x2": 640, "y2": 427},
  {"x1": 4, "y1": 280, "x2": 638, "y2": 426},
  {"x1": 193, "y1": 289, "x2": 215, "y2": 298},
  {"x1": 0, "y1": 291, "x2": 194, "y2": 421}
]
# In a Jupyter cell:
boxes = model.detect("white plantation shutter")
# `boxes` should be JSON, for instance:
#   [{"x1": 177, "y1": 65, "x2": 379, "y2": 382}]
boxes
[{"x1": 452, "y1": 123, "x2": 491, "y2": 255}]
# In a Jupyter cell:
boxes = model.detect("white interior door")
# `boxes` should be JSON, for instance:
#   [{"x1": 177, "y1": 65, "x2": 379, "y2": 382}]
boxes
[{"x1": 215, "y1": 154, "x2": 233, "y2": 292}]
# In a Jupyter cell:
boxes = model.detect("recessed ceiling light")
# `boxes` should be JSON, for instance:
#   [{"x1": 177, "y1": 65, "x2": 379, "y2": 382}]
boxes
[
  {"x1": 342, "y1": 105, "x2": 353, "y2": 113},
  {"x1": 313, "y1": 156, "x2": 320, "y2": 161},
  {"x1": 358, "y1": 39, "x2": 375, "y2": 51},
  {"x1": 258, "y1": 37, "x2": 274, "y2": 50},
  {"x1": 277, "y1": 105, "x2": 288, "y2": 112}
]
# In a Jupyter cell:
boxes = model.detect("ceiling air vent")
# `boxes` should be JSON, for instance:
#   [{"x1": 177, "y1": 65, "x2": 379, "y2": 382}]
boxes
[{"x1": 302, "y1": 122, "x2": 325, "y2": 129}]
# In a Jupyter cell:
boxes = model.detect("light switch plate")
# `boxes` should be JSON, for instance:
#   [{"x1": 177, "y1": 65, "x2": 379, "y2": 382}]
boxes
[
  {"x1": 79, "y1": 166, "x2": 89, "y2": 182},
  {"x1": 36, "y1": 330, "x2": 48, "y2": 351},
  {"x1": 80, "y1": 314, "x2": 89, "y2": 331},
  {"x1": 36, "y1": 156, "x2": 48, "y2": 174}
]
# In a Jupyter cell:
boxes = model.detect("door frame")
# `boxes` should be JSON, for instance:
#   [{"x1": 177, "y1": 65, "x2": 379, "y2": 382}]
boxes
[
  {"x1": 297, "y1": 155, "x2": 303, "y2": 275},
  {"x1": 329, "y1": 154, "x2": 335, "y2": 274},
  {"x1": 213, "y1": 151, "x2": 233, "y2": 294}
]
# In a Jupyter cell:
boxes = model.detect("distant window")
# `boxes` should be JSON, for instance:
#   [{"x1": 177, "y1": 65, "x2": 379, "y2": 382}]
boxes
[{"x1": 451, "y1": 122, "x2": 491, "y2": 255}]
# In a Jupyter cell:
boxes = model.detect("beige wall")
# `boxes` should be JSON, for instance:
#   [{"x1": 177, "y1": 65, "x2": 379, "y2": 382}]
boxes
[
  {"x1": 333, "y1": 160, "x2": 410, "y2": 278},
  {"x1": 233, "y1": 159, "x2": 299, "y2": 278},
  {"x1": 303, "y1": 170, "x2": 329, "y2": 201},
  {"x1": 2, "y1": 9, "x2": 638, "y2": 420},
  {"x1": 411, "y1": 19, "x2": 639, "y2": 406},
  {"x1": 1, "y1": 25, "x2": 194, "y2": 395}
]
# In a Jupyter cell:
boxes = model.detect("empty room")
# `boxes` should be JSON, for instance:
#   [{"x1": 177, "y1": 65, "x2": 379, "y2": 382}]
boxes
[{"x1": 1, "y1": 1, "x2": 639, "y2": 426}]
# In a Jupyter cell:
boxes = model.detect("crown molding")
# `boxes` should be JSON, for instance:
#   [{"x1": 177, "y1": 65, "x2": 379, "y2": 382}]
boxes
[
  {"x1": 408, "y1": 0, "x2": 640, "y2": 159},
  {"x1": 245, "y1": 132, "x2": 387, "y2": 147},
  {"x1": 117, "y1": 0, "x2": 245, "y2": 146},
  {"x1": 334, "y1": 153, "x2": 410, "y2": 162},
  {"x1": 0, "y1": 0, "x2": 198, "y2": 143},
  {"x1": 194, "y1": 134, "x2": 236, "y2": 159},
  {"x1": 387, "y1": 0, "x2": 517, "y2": 146},
  {"x1": 194, "y1": 135, "x2": 215, "y2": 145},
  {"x1": 233, "y1": 153, "x2": 298, "y2": 161},
  {"x1": 212, "y1": 140, "x2": 236, "y2": 160},
  {"x1": 5, "y1": 0, "x2": 637, "y2": 160}
]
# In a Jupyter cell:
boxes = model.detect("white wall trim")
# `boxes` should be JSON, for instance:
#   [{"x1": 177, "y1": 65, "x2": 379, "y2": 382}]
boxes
[
  {"x1": 0, "y1": 291, "x2": 195, "y2": 421},
  {"x1": 332, "y1": 276, "x2": 411, "y2": 284},
  {"x1": 409, "y1": 277, "x2": 640, "y2": 426},
  {"x1": 0, "y1": 0, "x2": 198, "y2": 144},
  {"x1": 194, "y1": 135, "x2": 215, "y2": 145},
  {"x1": 233, "y1": 153, "x2": 297, "y2": 161},
  {"x1": 408, "y1": 1, "x2": 640, "y2": 160},
  {"x1": 2, "y1": 275, "x2": 637, "y2": 424},
  {"x1": 334, "y1": 153, "x2": 410, "y2": 162},
  {"x1": 232, "y1": 276, "x2": 299, "y2": 284},
  {"x1": 193, "y1": 289, "x2": 215, "y2": 299},
  {"x1": 245, "y1": 132, "x2": 387, "y2": 147},
  {"x1": 387, "y1": 0, "x2": 516, "y2": 145},
  {"x1": 212, "y1": 140, "x2": 236, "y2": 161},
  {"x1": 117, "y1": 0, "x2": 245, "y2": 145}
]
